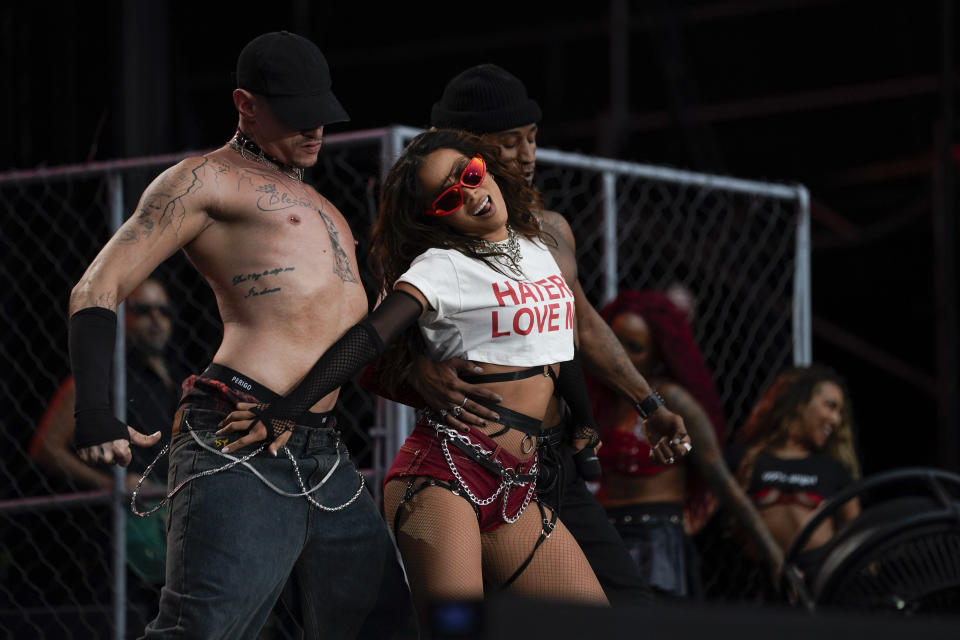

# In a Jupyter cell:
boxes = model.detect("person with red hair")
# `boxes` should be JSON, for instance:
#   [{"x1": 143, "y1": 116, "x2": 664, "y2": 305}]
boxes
[{"x1": 590, "y1": 290, "x2": 782, "y2": 598}]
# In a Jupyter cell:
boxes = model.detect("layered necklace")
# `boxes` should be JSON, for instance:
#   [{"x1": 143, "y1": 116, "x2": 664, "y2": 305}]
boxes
[
  {"x1": 477, "y1": 223, "x2": 524, "y2": 278},
  {"x1": 227, "y1": 129, "x2": 304, "y2": 182}
]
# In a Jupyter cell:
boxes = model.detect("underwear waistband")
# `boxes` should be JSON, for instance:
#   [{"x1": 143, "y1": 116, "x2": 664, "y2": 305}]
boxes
[
  {"x1": 201, "y1": 363, "x2": 280, "y2": 402},
  {"x1": 179, "y1": 363, "x2": 335, "y2": 429}
]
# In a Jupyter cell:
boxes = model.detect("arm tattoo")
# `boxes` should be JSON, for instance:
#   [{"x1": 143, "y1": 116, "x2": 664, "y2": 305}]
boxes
[
  {"x1": 317, "y1": 206, "x2": 359, "y2": 284},
  {"x1": 666, "y1": 386, "x2": 783, "y2": 568},
  {"x1": 93, "y1": 292, "x2": 118, "y2": 311},
  {"x1": 118, "y1": 159, "x2": 208, "y2": 244}
]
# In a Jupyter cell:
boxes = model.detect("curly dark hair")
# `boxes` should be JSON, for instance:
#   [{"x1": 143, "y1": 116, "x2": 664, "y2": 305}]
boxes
[
  {"x1": 735, "y1": 364, "x2": 860, "y2": 488},
  {"x1": 369, "y1": 129, "x2": 548, "y2": 296},
  {"x1": 368, "y1": 128, "x2": 554, "y2": 394}
]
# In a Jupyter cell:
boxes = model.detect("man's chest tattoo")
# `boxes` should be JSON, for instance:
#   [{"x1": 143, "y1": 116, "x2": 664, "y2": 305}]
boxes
[
  {"x1": 231, "y1": 266, "x2": 295, "y2": 299},
  {"x1": 237, "y1": 168, "x2": 315, "y2": 212},
  {"x1": 317, "y1": 206, "x2": 359, "y2": 284},
  {"x1": 255, "y1": 183, "x2": 314, "y2": 211}
]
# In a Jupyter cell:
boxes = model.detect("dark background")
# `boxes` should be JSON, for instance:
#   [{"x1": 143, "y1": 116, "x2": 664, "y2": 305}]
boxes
[{"x1": 3, "y1": 0, "x2": 958, "y2": 477}]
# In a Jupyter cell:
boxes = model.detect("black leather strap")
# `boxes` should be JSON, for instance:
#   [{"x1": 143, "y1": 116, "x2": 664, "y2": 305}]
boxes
[
  {"x1": 447, "y1": 437, "x2": 538, "y2": 485},
  {"x1": 460, "y1": 365, "x2": 553, "y2": 385},
  {"x1": 634, "y1": 389, "x2": 666, "y2": 420}
]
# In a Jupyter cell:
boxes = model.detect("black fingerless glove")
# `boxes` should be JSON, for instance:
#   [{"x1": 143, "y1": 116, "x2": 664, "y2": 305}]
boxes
[{"x1": 69, "y1": 307, "x2": 129, "y2": 448}]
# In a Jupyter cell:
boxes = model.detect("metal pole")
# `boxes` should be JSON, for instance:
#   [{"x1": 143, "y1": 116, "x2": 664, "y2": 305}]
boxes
[
  {"x1": 108, "y1": 173, "x2": 127, "y2": 640},
  {"x1": 602, "y1": 171, "x2": 618, "y2": 305},
  {"x1": 375, "y1": 127, "x2": 416, "y2": 495},
  {"x1": 934, "y1": 0, "x2": 959, "y2": 470},
  {"x1": 794, "y1": 185, "x2": 812, "y2": 365}
]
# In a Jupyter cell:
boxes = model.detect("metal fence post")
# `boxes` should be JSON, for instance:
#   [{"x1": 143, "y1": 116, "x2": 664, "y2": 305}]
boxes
[
  {"x1": 602, "y1": 171, "x2": 618, "y2": 305},
  {"x1": 794, "y1": 185, "x2": 812, "y2": 366},
  {"x1": 107, "y1": 173, "x2": 127, "y2": 640},
  {"x1": 375, "y1": 126, "x2": 417, "y2": 491}
]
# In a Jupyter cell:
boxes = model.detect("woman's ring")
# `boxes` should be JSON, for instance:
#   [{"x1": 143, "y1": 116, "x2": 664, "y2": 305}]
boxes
[
  {"x1": 458, "y1": 396, "x2": 468, "y2": 409},
  {"x1": 452, "y1": 405, "x2": 463, "y2": 418}
]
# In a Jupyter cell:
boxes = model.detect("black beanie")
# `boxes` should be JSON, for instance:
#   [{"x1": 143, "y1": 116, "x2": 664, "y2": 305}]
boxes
[{"x1": 430, "y1": 64, "x2": 541, "y2": 134}]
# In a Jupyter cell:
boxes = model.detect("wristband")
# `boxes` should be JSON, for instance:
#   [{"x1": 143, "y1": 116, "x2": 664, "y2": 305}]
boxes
[{"x1": 633, "y1": 389, "x2": 665, "y2": 420}]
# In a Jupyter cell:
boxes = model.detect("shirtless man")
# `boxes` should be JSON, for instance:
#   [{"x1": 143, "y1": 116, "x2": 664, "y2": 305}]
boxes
[
  {"x1": 415, "y1": 64, "x2": 693, "y2": 605},
  {"x1": 68, "y1": 31, "x2": 405, "y2": 639}
]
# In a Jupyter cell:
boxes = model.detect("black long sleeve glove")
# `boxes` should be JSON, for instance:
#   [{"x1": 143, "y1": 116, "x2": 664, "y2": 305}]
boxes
[
  {"x1": 69, "y1": 307, "x2": 129, "y2": 448},
  {"x1": 557, "y1": 349, "x2": 602, "y2": 480},
  {"x1": 252, "y1": 289, "x2": 423, "y2": 438}
]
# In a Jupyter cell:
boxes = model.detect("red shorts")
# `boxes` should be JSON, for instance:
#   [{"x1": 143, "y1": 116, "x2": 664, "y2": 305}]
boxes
[{"x1": 385, "y1": 423, "x2": 537, "y2": 532}]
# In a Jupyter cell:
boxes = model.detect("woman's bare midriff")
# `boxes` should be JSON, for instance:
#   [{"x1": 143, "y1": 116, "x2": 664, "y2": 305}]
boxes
[
  {"x1": 462, "y1": 361, "x2": 564, "y2": 461},
  {"x1": 759, "y1": 502, "x2": 835, "y2": 552},
  {"x1": 600, "y1": 466, "x2": 686, "y2": 506}
]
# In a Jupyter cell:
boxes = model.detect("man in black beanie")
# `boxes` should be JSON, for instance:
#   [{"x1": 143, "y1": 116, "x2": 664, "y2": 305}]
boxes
[
  {"x1": 410, "y1": 63, "x2": 694, "y2": 606},
  {"x1": 67, "y1": 31, "x2": 410, "y2": 639}
]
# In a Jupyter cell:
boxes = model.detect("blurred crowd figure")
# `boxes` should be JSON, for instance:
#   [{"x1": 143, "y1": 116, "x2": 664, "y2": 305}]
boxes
[
  {"x1": 588, "y1": 290, "x2": 783, "y2": 598},
  {"x1": 29, "y1": 277, "x2": 184, "y2": 633},
  {"x1": 729, "y1": 364, "x2": 861, "y2": 584},
  {"x1": 31, "y1": 277, "x2": 183, "y2": 496}
]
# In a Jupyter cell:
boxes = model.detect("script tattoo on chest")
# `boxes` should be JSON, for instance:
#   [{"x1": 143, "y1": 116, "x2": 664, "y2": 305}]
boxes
[
  {"x1": 317, "y1": 205, "x2": 359, "y2": 284},
  {"x1": 231, "y1": 266, "x2": 295, "y2": 299},
  {"x1": 119, "y1": 159, "x2": 207, "y2": 244},
  {"x1": 255, "y1": 183, "x2": 314, "y2": 211},
  {"x1": 237, "y1": 168, "x2": 315, "y2": 212},
  {"x1": 244, "y1": 286, "x2": 281, "y2": 298},
  {"x1": 232, "y1": 266, "x2": 296, "y2": 286}
]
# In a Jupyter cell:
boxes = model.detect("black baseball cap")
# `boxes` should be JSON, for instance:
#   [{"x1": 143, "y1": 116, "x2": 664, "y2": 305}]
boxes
[
  {"x1": 236, "y1": 31, "x2": 349, "y2": 129},
  {"x1": 431, "y1": 64, "x2": 541, "y2": 134}
]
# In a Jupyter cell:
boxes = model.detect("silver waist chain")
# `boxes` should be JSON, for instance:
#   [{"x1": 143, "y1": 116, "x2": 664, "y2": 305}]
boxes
[
  {"x1": 130, "y1": 416, "x2": 365, "y2": 518},
  {"x1": 418, "y1": 409, "x2": 538, "y2": 524}
]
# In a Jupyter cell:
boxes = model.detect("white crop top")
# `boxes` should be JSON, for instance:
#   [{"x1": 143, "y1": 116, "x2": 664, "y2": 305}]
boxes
[{"x1": 397, "y1": 235, "x2": 576, "y2": 366}]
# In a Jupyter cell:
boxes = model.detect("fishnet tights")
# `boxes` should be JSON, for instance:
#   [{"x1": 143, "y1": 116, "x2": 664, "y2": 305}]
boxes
[{"x1": 384, "y1": 478, "x2": 607, "y2": 630}]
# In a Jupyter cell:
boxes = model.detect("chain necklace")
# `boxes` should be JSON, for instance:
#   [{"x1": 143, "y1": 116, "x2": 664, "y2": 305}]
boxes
[
  {"x1": 227, "y1": 129, "x2": 304, "y2": 182},
  {"x1": 477, "y1": 223, "x2": 524, "y2": 278}
]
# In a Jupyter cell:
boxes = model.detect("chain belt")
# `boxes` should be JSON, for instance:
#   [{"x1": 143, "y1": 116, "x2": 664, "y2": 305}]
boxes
[
  {"x1": 418, "y1": 409, "x2": 538, "y2": 524},
  {"x1": 130, "y1": 415, "x2": 365, "y2": 518}
]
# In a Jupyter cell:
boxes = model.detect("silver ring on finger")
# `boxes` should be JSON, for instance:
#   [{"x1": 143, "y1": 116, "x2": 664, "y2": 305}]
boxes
[
  {"x1": 458, "y1": 395, "x2": 468, "y2": 409},
  {"x1": 438, "y1": 408, "x2": 448, "y2": 417},
  {"x1": 452, "y1": 405, "x2": 463, "y2": 418},
  {"x1": 668, "y1": 456, "x2": 676, "y2": 464}
]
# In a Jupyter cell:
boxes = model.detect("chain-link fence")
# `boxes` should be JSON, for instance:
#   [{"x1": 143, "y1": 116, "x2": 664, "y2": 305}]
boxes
[{"x1": 0, "y1": 125, "x2": 809, "y2": 638}]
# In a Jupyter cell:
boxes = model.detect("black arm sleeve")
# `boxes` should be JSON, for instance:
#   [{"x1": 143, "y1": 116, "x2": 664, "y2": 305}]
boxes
[
  {"x1": 557, "y1": 348, "x2": 597, "y2": 439},
  {"x1": 69, "y1": 307, "x2": 129, "y2": 448},
  {"x1": 254, "y1": 289, "x2": 423, "y2": 435},
  {"x1": 558, "y1": 349, "x2": 602, "y2": 480}
]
